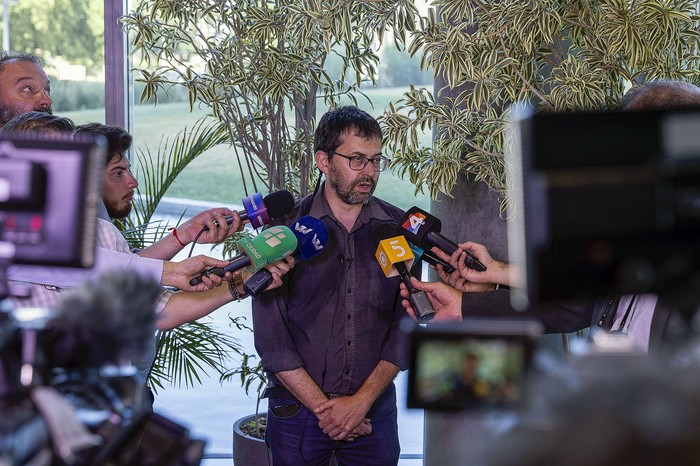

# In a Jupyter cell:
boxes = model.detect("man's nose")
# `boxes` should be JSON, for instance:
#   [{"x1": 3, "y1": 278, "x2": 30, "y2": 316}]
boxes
[
  {"x1": 36, "y1": 90, "x2": 52, "y2": 109},
  {"x1": 126, "y1": 172, "x2": 139, "y2": 189}
]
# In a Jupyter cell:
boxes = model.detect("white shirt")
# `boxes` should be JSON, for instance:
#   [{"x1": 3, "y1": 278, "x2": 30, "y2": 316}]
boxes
[{"x1": 611, "y1": 294, "x2": 658, "y2": 353}]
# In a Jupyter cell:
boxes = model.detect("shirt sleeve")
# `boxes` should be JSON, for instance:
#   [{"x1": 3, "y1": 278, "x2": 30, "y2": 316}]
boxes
[
  {"x1": 461, "y1": 290, "x2": 593, "y2": 334},
  {"x1": 7, "y1": 247, "x2": 163, "y2": 288},
  {"x1": 155, "y1": 288, "x2": 175, "y2": 314},
  {"x1": 379, "y1": 284, "x2": 410, "y2": 371},
  {"x1": 251, "y1": 279, "x2": 304, "y2": 375}
]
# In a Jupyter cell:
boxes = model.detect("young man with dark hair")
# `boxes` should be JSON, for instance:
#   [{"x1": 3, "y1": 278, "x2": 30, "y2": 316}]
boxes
[{"x1": 253, "y1": 106, "x2": 405, "y2": 465}]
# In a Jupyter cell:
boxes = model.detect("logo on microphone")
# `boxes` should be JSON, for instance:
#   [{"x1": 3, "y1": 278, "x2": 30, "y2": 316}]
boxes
[
  {"x1": 375, "y1": 236, "x2": 414, "y2": 277},
  {"x1": 262, "y1": 226, "x2": 287, "y2": 247},
  {"x1": 312, "y1": 233, "x2": 323, "y2": 251},
  {"x1": 402, "y1": 213, "x2": 426, "y2": 234},
  {"x1": 294, "y1": 223, "x2": 313, "y2": 235}
]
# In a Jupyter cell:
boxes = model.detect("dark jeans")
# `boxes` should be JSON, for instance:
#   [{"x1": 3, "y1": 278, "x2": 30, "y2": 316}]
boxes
[{"x1": 265, "y1": 383, "x2": 400, "y2": 466}]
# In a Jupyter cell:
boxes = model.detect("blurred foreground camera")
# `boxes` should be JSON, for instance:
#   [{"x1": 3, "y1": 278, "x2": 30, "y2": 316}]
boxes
[
  {"x1": 0, "y1": 134, "x2": 205, "y2": 465},
  {"x1": 405, "y1": 319, "x2": 543, "y2": 411}
]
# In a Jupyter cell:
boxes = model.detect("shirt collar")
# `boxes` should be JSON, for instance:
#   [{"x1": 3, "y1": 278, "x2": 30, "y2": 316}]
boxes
[{"x1": 308, "y1": 182, "x2": 394, "y2": 231}]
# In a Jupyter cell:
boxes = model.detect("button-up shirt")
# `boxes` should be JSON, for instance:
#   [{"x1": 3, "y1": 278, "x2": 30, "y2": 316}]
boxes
[{"x1": 252, "y1": 190, "x2": 408, "y2": 395}]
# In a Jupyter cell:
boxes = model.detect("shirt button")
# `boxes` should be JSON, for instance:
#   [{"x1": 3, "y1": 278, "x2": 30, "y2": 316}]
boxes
[
  {"x1": 347, "y1": 340, "x2": 351, "y2": 346},
  {"x1": 347, "y1": 314, "x2": 351, "y2": 320},
  {"x1": 347, "y1": 288, "x2": 352, "y2": 293},
  {"x1": 345, "y1": 370, "x2": 350, "y2": 375}
]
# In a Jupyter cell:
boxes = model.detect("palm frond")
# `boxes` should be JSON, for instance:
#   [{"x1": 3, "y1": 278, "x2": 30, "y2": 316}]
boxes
[
  {"x1": 122, "y1": 116, "x2": 230, "y2": 236},
  {"x1": 149, "y1": 317, "x2": 247, "y2": 391}
]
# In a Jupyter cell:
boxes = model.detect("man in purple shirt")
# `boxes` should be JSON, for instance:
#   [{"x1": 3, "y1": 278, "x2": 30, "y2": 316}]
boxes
[{"x1": 253, "y1": 106, "x2": 407, "y2": 465}]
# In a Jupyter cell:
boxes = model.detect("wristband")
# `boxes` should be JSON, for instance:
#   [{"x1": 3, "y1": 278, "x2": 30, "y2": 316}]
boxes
[
  {"x1": 228, "y1": 274, "x2": 248, "y2": 301},
  {"x1": 169, "y1": 227, "x2": 187, "y2": 247}
]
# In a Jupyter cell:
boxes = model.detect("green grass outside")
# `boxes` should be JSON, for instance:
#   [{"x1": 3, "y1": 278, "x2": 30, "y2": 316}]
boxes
[{"x1": 62, "y1": 87, "x2": 430, "y2": 212}]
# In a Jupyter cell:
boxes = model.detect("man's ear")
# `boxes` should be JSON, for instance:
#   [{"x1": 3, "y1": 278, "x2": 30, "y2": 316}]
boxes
[{"x1": 315, "y1": 150, "x2": 330, "y2": 176}]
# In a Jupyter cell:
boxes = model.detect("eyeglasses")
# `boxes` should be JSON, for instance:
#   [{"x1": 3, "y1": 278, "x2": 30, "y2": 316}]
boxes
[{"x1": 328, "y1": 151, "x2": 390, "y2": 172}]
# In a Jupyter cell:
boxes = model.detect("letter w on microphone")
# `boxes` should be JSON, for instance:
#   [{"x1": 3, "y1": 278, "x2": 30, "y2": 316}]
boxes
[{"x1": 375, "y1": 235, "x2": 415, "y2": 277}]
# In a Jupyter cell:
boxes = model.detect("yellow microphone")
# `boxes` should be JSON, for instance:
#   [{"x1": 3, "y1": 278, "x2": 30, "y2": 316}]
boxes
[{"x1": 372, "y1": 223, "x2": 435, "y2": 322}]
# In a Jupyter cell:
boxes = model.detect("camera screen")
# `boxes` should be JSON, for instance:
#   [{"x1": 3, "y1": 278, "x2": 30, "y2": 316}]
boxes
[
  {"x1": 407, "y1": 319, "x2": 541, "y2": 410},
  {"x1": 0, "y1": 134, "x2": 104, "y2": 267}
]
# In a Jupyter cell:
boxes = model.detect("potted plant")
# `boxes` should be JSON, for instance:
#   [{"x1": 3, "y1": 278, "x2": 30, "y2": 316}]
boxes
[
  {"x1": 223, "y1": 349, "x2": 270, "y2": 466},
  {"x1": 121, "y1": 2, "x2": 419, "y2": 460}
]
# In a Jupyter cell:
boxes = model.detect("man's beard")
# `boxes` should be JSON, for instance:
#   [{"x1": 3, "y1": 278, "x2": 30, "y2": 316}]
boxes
[
  {"x1": 104, "y1": 199, "x2": 132, "y2": 219},
  {"x1": 0, "y1": 101, "x2": 52, "y2": 126},
  {"x1": 328, "y1": 165, "x2": 376, "y2": 205}
]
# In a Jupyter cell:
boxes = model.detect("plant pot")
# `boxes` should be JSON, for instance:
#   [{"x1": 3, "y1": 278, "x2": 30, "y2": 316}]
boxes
[{"x1": 233, "y1": 414, "x2": 269, "y2": 466}]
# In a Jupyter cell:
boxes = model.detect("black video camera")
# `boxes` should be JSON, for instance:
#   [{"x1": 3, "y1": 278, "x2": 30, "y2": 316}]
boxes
[
  {"x1": 0, "y1": 133, "x2": 205, "y2": 465},
  {"x1": 406, "y1": 319, "x2": 542, "y2": 411}
]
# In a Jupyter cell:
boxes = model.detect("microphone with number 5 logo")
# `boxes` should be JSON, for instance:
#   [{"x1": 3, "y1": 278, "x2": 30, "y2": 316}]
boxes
[{"x1": 372, "y1": 223, "x2": 434, "y2": 323}]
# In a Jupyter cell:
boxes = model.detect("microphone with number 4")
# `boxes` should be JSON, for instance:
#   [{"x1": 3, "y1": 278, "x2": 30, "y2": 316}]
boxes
[
  {"x1": 243, "y1": 216, "x2": 330, "y2": 297},
  {"x1": 372, "y1": 223, "x2": 435, "y2": 323},
  {"x1": 190, "y1": 226, "x2": 298, "y2": 286},
  {"x1": 208, "y1": 190, "x2": 296, "y2": 230},
  {"x1": 399, "y1": 206, "x2": 486, "y2": 272}
]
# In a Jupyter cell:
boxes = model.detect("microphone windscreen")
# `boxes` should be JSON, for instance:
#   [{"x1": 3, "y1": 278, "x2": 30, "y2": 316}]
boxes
[
  {"x1": 264, "y1": 190, "x2": 296, "y2": 219},
  {"x1": 371, "y1": 222, "x2": 399, "y2": 248},
  {"x1": 293, "y1": 215, "x2": 329, "y2": 260},
  {"x1": 51, "y1": 271, "x2": 160, "y2": 369},
  {"x1": 399, "y1": 206, "x2": 441, "y2": 248},
  {"x1": 242, "y1": 225, "x2": 298, "y2": 271}
]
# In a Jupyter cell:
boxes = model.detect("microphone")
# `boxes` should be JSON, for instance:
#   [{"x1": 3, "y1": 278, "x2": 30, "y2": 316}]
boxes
[
  {"x1": 189, "y1": 225, "x2": 298, "y2": 285},
  {"x1": 409, "y1": 243, "x2": 456, "y2": 275},
  {"x1": 371, "y1": 223, "x2": 435, "y2": 323},
  {"x1": 243, "y1": 216, "x2": 330, "y2": 297},
  {"x1": 399, "y1": 206, "x2": 486, "y2": 272},
  {"x1": 211, "y1": 190, "x2": 296, "y2": 230}
]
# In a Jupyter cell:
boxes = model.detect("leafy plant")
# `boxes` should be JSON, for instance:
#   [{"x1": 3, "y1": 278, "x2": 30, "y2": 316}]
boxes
[
  {"x1": 117, "y1": 117, "x2": 246, "y2": 389},
  {"x1": 221, "y1": 315, "x2": 269, "y2": 439},
  {"x1": 381, "y1": 0, "x2": 700, "y2": 210},
  {"x1": 120, "y1": 0, "x2": 424, "y2": 400},
  {"x1": 122, "y1": 0, "x2": 419, "y2": 198}
]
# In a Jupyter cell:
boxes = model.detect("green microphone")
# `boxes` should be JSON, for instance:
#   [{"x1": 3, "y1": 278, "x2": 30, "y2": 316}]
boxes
[{"x1": 190, "y1": 225, "x2": 297, "y2": 285}]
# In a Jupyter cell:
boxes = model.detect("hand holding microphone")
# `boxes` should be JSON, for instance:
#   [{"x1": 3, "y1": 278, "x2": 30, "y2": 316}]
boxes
[
  {"x1": 243, "y1": 216, "x2": 330, "y2": 297},
  {"x1": 372, "y1": 223, "x2": 434, "y2": 323},
  {"x1": 189, "y1": 225, "x2": 298, "y2": 286},
  {"x1": 433, "y1": 240, "x2": 516, "y2": 291},
  {"x1": 216, "y1": 190, "x2": 296, "y2": 230}
]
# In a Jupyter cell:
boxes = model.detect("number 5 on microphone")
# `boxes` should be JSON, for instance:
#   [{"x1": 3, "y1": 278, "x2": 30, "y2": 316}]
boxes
[{"x1": 375, "y1": 235, "x2": 415, "y2": 277}]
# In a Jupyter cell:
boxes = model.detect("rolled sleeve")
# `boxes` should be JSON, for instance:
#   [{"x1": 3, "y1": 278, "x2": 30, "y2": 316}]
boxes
[{"x1": 252, "y1": 280, "x2": 304, "y2": 375}]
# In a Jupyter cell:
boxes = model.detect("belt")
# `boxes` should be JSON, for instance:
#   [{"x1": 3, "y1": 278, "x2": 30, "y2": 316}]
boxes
[{"x1": 263, "y1": 384, "x2": 348, "y2": 401}]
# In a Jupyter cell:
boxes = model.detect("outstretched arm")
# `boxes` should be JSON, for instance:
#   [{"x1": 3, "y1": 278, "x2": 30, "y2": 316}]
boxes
[
  {"x1": 139, "y1": 208, "x2": 243, "y2": 260},
  {"x1": 433, "y1": 241, "x2": 517, "y2": 290}
]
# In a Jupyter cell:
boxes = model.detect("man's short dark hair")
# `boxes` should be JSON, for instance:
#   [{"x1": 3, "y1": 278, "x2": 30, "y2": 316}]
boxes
[
  {"x1": 0, "y1": 111, "x2": 74, "y2": 134},
  {"x1": 74, "y1": 123, "x2": 132, "y2": 164},
  {"x1": 314, "y1": 105, "x2": 382, "y2": 153},
  {"x1": 0, "y1": 51, "x2": 45, "y2": 72},
  {"x1": 620, "y1": 79, "x2": 700, "y2": 111}
]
